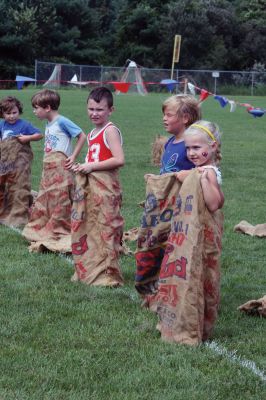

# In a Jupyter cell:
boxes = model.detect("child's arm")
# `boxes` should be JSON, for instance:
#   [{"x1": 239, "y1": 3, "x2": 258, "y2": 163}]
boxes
[
  {"x1": 73, "y1": 126, "x2": 124, "y2": 174},
  {"x1": 65, "y1": 132, "x2": 86, "y2": 169},
  {"x1": 200, "y1": 168, "x2": 224, "y2": 212},
  {"x1": 17, "y1": 133, "x2": 43, "y2": 144}
]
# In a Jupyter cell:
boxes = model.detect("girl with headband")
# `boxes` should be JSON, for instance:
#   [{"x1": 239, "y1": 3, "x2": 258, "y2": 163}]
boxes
[{"x1": 183, "y1": 120, "x2": 224, "y2": 212}]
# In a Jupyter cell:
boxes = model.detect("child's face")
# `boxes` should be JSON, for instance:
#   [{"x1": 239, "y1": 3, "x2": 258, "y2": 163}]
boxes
[
  {"x1": 87, "y1": 98, "x2": 113, "y2": 128},
  {"x1": 33, "y1": 105, "x2": 49, "y2": 120},
  {"x1": 3, "y1": 106, "x2": 20, "y2": 124},
  {"x1": 185, "y1": 134, "x2": 216, "y2": 167},
  {"x1": 163, "y1": 106, "x2": 187, "y2": 136}
]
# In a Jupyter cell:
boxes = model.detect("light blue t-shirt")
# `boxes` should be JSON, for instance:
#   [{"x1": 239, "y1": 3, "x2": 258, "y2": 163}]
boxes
[
  {"x1": 0, "y1": 119, "x2": 41, "y2": 140},
  {"x1": 160, "y1": 136, "x2": 194, "y2": 174},
  {"x1": 45, "y1": 115, "x2": 82, "y2": 157}
]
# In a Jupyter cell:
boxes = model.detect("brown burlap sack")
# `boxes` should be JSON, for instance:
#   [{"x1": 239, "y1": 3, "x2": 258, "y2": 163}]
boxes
[
  {"x1": 234, "y1": 220, "x2": 266, "y2": 237},
  {"x1": 145, "y1": 170, "x2": 223, "y2": 345},
  {"x1": 71, "y1": 170, "x2": 124, "y2": 287},
  {"x1": 0, "y1": 137, "x2": 33, "y2": 227},
  {"x1": 151, "y1": 135, "x2": 168, "y2": 166},
  {"x1": 238, "y1": 296, "x2": 266, "y2": 317},
  {"x1": 22, "y1": 151, "x2": 74, "y2": 253},
  {"x1": 135, "y1": 173, "x2": 181, "y2": 295}
]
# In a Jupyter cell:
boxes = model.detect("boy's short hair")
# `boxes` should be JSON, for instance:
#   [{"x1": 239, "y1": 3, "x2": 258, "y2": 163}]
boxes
[
  {"x1": 162, "y1": 94, "x2": 201, "y2": 127},
  {"x1": 0, "y1": 96, "x2": 23, "y2": 117},
  {"x1": 31, "y1": 89, "x2": 60, "y2": 110},
  {"x1": 87, "y1": 86, "x2": 113, "y2": 108}
]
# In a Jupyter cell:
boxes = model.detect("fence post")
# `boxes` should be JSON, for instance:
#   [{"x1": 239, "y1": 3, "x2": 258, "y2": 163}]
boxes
[
  {"x1": 251, "y1": 71, "x2": 254, "y2": 96},
  {"x1": 100, "y1": 65, "x2": 103, "y2": 85},
  {"x1": 34, "y1": 60, "x2": 37, "y2": 87}
]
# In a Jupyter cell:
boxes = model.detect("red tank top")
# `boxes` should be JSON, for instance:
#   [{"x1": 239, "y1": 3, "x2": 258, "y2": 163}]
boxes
[{"x1": 85, "y1": 122, "x2": 121, "y2": 163}]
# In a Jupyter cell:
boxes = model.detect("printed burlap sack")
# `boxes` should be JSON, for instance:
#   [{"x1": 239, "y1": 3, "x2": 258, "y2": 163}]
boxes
[
  {"x1": 145, "y1": 170, "x2": 223, "y2": 345},
  {"x1": 71, "y1": 170, "x2": 124, "y2": 287},
  {"x1": 22, "y1": 151, "x2": 74, "y2": 253},
  {"x1": 151, "y1": 134, "x2": 168, "y2": 166},
  {"x1": 135, "y1": 173, "x2": 181, "y2": 295},
  {"x1": 0, "y1": 137, "x2": 33, "y2": 227}
]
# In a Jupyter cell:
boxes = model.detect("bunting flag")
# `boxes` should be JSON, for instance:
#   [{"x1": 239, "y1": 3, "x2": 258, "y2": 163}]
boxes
[
  {"x1": 187, "y1": 81, "x2": 266, "y2": 118},
  {"x1": 199, "y1": 89, "x2": 210, "y2": 102},
  {"x1": 247, "y1": 108, "x2": 265, "y2": 118},
  {"x1": 111, "y1": 82, "x2": 131, "y2": 93},
  {"x1": 228, "y1": 100, "x2": 236, "y2": 112},
  {"x1": 214, "y1": 95, "x2": 228, "y2": 108},
  {"x1": 160, "y1": 79, "x2": 178, "y2": 92},
  {"x1": 188, "y1": 82, "x2": 196, "y2": 96}
]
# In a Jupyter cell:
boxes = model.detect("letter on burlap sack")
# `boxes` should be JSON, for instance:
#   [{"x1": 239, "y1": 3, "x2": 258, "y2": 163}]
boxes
[
  {"x1": 146, "y1": 170, "x2": 223, "y2": 345},
  {"x1": 71, "y1": 170, "x2": 124, "y2": 286},
  {"x1": 135, "y1": 173, "x2": 181, "y2": 295},
  {"x1": 0, "y1": 137, "x2": 33, "y2": 227},
  {"x1": 22, "y1": 152, "x2": 74, "y2": 253}
]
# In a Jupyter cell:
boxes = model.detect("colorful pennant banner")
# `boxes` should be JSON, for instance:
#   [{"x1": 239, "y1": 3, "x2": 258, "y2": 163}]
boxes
[{"x1": 187, "y1": 82, "x2": 266, "y2": 118}]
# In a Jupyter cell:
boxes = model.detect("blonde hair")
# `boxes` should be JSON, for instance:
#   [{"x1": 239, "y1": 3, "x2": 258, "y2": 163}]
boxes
[
  {"x1": 184, "y1": 120, "x2": 222, "y2": 164},
  {"x1": 162, "y1": 94, "x2": 201, "y2": 128}
]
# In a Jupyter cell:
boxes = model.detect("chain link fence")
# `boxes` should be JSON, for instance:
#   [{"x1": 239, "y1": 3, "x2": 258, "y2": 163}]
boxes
[{"x1": 2, "y1": 60, "x2": 266, "y2": 95}]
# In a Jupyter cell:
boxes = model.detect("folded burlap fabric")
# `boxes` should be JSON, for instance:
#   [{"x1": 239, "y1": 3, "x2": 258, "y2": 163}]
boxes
[{"x1": 238, "y1": 296, "x2": 266, "y2": 317}]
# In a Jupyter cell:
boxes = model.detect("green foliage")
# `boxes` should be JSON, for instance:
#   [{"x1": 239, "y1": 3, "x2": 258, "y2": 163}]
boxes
[{"x1": 0, "y1": 0, "x2": 266, "y2": 77}]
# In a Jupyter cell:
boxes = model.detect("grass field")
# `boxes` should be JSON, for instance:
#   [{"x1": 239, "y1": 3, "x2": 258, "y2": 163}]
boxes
[{"x1": 0, "y1": 88, "x2": 266, "y2": 400}]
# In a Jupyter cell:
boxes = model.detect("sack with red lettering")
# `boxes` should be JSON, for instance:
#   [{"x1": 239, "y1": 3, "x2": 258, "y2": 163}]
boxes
[
  {"x1": 71, "y1": 170, "x2": 124, "y2": 286},
  {"x1": 145, "y1": 170, "x2": 223, "y2": 345},
  {"x1": 0, "y1": 137, "x2": 33, "y2": 227},
  {"x1": 135, "y1": 173, "x2": 181, "y2": 295},
  {"x1": 22, "y1": 151, "x2": 74, "y2": 252}
]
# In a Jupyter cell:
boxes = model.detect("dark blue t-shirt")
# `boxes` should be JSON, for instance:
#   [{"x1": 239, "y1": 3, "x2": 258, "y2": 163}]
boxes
[
  {"x1": 0, "y1": 119, "x2": 41, "y2": 140},
  {"x1": 160, "y1": 136, "x2": 194, "y2": 174}
]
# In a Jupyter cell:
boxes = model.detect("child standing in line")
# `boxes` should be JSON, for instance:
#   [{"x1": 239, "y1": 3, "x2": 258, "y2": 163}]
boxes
[
  {"x1": 135, "y1": 94, "x2": 201, "y2": 295},
  {"x1": 71, "y1": 86, "x2": 125, "y2": 287},
  {"x1": 22, "y1": 89, "x2": 86, "y2": 249},
  {"x1": 145, "y1": 121, "x2": 224, "y2": 345},
  {"x1": 184, "y1": 120, "x2": 224, "y2": 211},
  {"x1": 0, "y1": 96, "x2": 43, "y2": 227},
  {"x1": 160, "y1": 94, "x2": 201, "y2": 176}
]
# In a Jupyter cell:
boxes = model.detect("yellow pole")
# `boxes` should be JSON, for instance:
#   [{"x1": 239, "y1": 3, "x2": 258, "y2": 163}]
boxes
[{"x1": 171, "y1": 35, "x2": 181, "y2": 80}]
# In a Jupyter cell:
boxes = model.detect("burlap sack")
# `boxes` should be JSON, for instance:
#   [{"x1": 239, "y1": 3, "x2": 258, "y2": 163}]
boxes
[
  {"x1": 145, "y1": 170, "x2": 223, "y2": 345},
  {"x1": 238, "y1": 296, "x2": 266, "y2": 317},
  {"x1": 71, "y1": 170, "x2": 124, "y2": 287},
  {"x1": 135, "y1": 173, "x2": 181, "y2": 295},
  {"x1": 0, "y1": 137, "x2": 33, "y2": 227},
  {"x1": 234, "y1": 220, "x2": 266, "y2": 237},
  {"x1": 151, "y1": 135, "x2": 168, "y2": 166},
  {"x1": 22, "y1": 151, "x2": 74, "y2": 252}
]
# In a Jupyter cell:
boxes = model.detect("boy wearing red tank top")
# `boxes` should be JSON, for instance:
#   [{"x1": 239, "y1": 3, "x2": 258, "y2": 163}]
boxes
[
  {"x1": 74, "y1": 87, "x2": 124, "y2": 173},
  {"x1": 71, "y1": 87, "x2": 125, "y2": 287}
]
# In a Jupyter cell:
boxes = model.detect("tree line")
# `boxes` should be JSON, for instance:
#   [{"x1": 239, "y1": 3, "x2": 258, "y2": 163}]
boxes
[{"x1": 0, "y1": 0, "x2": 265, "y2": 79}]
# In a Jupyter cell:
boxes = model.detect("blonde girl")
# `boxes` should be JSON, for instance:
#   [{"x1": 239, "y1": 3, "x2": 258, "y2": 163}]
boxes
[{"x1": 184, "y1": 120, "x2": 224, "y2": 212}]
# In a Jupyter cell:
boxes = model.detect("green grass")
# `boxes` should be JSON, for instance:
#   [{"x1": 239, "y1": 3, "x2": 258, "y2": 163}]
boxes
[{"x1": 0, "y1": 89, "x2": 266, "y2": 399}]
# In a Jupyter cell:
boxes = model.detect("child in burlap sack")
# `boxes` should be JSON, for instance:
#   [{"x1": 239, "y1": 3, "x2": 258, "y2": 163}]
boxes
[
  {"x1": 145, "y1": 120, "x2": 224, "y2": 345},
  {"x1": 135, "y1": 94, "x2": 201, "y2": 295},
  {"x1": 160, "y1": 94, "x2": 201, "y2": 176},
  {"x1": 22, "y1": 89, "x2": 86, "y2": 250},
  {"x1": 0, "y1": 96, "x2": 43, "y2": 227},
  {"x1": 71, "y1": 87, "x2": 125, "y2": 287}
]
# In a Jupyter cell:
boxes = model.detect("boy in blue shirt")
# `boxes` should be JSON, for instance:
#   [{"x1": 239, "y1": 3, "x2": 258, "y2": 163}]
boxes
[
  {"x1": 160, "y1": 94, "x2": 201, "y2": 178},
  {"x1": 0, "y1": 96, "x2": 43, "y2": 226}
]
